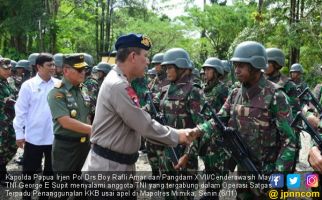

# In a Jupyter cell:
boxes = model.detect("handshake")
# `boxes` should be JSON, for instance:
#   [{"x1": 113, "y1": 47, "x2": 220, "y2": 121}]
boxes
[{"x1": 177, "y1": 127, "x2": 202, "y2": 145}]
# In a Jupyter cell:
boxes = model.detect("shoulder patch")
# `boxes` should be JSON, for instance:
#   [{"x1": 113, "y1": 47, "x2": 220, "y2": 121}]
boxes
[
  {"x1": 54, "y1": 81, "x2": 63, "y2": 88},
  {"x1": 54, "y1": 92, "x2": 64, "y2": 99}
]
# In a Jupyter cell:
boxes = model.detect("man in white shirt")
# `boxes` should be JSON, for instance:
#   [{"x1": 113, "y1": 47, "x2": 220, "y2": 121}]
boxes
[{"x1": 13, "y1": 53, "x2": 59, "y2": 200}]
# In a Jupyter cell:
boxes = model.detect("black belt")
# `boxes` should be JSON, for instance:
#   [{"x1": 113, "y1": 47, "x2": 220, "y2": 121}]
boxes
[
  {"x1": 55, "y1": 134, "x2": 89, "y2": 143},
  {"x1": 92, "y1": 143, "x2": 139, "y2": 165}
]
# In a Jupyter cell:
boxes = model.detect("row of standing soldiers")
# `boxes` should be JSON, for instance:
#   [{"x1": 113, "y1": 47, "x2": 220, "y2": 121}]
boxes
[
  {"x1": 0, "y1": 53, "x2": 113, "y2": 187},
  {"x1": 131, "y1": 45, "x2": 312, "y2": 200},
  {"x1": 0, "y1": 41, "x2": 318, "y2": 200}
]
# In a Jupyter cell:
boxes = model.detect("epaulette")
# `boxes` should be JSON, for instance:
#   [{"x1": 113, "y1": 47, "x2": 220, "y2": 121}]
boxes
[{"x1": 54, "y1": 81, "x2": 63, "y2": 88}]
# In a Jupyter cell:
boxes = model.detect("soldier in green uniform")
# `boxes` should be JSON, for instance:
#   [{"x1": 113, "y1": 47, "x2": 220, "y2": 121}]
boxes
[
  {"x1": 289, "y1": 63, "x2": 308, "y2": 94},
  {"x1": 265, "y1": 48, "x2": 301, "y2": 171},
  {"x1": 83, "y1": 62, "x2": 106, "y2": 123},
  {"x1": 0, "y1": 58, "x2": 17, "y2": 186},
  {"x1": 53, "y1": 53, "x2": 64, "y2": 80},
  {"x1": 148, "y1": 53, "x2": 170, "y2": 94},
  {"x1": 199, "y1": 57, "x2": 229, "y2": 200},
  {"x1": 156, "y1": 48, "x2": 205, "y2": 200},
  {"x1": 12, "y1": 60, "x2": 30, "y2": 91},
  {"x1": 221, "y1": 60, "x2": 233, "y2": 89},
  {"x1": 182, "y1": 41, "x2": 298, "y2": 199},
  {"x1": 47, "y1": 54, "x2": 92, "y2": 199},
  {"x1": 96, "y1": 61, "x2": 112, "y2": 87},
  {"x1": 28, "y1": 53, "x2": 39, "y2": 77}
]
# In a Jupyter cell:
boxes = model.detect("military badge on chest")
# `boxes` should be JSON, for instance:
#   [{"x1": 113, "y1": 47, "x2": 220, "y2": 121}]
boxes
[{"x1": 126, "y1": 86, "x2": 140, "y2": 107}]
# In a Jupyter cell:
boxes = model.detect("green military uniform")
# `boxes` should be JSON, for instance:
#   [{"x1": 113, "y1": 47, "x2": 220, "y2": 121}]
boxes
[
  {"x1": 0, "y1": 59, "x2": 17, "y2": 182},
  {"x1": 83, "y1": 76, "x2": 99, "y2": 123},
  {"x1": 48, "y1": 77, "x2": 91, "y2": 172},
  {"x1": 198, "y1": 57, "x2": 230, "y2": 199},
  {"x1": 198, "y1": 42, "x2": 298, "y2": 199},
  {"x1": 156, "y1": 48, "x2": 205, "y2": 200}
]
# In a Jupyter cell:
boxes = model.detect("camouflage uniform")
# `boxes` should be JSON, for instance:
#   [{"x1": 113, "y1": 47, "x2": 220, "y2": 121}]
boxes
[
  {"x1": 149, "y1": 71, "x2": 170, "y2": 95},
  {"x1": 0, "y1": 76, "x2": 17, "y2": 179},
  {"x1": 198, "y1": 75, "x2": 297, "y2": 199},
  {"x1": 199, "y1": 79, "x2": 230, "y2": 199},
  {"x1": 267, "y1": 72, "x2": 300, "y2": 117},
  {"x1": 83, "y1": 76, "x2": 99, "y2": 123},
  {"x1": 131, "y1": 77, "x2": 149, "y2": 107},
  {"x1": 144, "y1": 74, "x2": 171, "y2": 177},
  {"x1": 157, "y1": 74, "x2": 205, "y2": 199},
  {"x1": 267, "y1": 72, "x2": 301, "y2": 170}
]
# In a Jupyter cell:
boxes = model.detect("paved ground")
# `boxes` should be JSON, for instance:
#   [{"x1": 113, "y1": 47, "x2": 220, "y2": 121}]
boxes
[{"x1": 0, "y1": 131, "x2": 315, "y2": 199}]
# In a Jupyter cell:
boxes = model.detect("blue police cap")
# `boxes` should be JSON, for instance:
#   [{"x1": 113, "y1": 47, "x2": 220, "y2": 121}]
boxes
[{"x1": 115, "y1": 34, "x2": 152, "y2": 51}]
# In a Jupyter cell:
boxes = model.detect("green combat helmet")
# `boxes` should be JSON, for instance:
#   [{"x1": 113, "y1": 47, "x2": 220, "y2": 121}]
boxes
[
  {"x1": 28, "y1": 53, "x2": 39, "y2": 67},
  {"x1": 82, "y1": 53, "x2": 94, "y2": 68},
  {"x1": 290, "y1": 63, "x2": 304, "y2": 73},
  {"x1": 266, "y1": 48, "x2": 285, "y2": 69},
  {"x1": 192, "y1": 68, "x2": 200, "y2": 78},
  {"x1": 54, "y1": 53, "x2": 63, "y2": 68},
  {"x1": 10, "y1": 60, "x2": 17, "y2": 70},
  {"x1": 221, "y1": 60, "x2": 232, "y2": 74},
  {"x1": 147, "y1": 68, "x2": 157, "y2": 76},
  {"x1": 92, "y1": 65, "x2": 98, "y2": 73},
  {"x1": 151, "y1": 53, "x2": 164, "y2": 64},
  {"x1": 231, "y1": 41, "x2": 267, "y2": 70},
  {"x1": 16, "y1": 60, "x2": 31, "y2": 71},
  {"x1": 202, "y1": 57, "x2": 224, "y2": 76},
  {"x1": 161, "y1": 48, "x2": 193, "y2": 69},
  {"x1": 96, "y1": 62, "x2": 112, "y2": 74}
]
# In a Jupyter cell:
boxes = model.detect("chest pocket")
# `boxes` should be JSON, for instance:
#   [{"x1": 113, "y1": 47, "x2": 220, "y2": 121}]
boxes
[
  {"x1": 161, "y1": 84, "x2": 193, "y2": 128},
  {"x1": 229, "y1": 97, "x2": 278, "y2": 164}
]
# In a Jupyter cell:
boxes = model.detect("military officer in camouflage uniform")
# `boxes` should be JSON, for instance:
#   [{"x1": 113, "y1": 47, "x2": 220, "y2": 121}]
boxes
[
  {"x1": 289, "y1": 63, "x2": 308, "y2": 94},
  {"x1": 184, "y1": 41, "x2": 298, "y2": 199},
  {"x1": 264, "y1": 48, "x2": 301, "y2": 170},
  {"x1": 96, "y1": 61, "x2": 112, "y2": 87},
  {"x1": 221, "y1": 60, "x2": 233, "y2": 88},
  {"x1": 47, "y1": 54, "x2": 92, "y2": 200},
  {"x1": 83, "y1": 62, "x2": 106, "y2": 123},
  {"x1": 0, "y1": 58, "x2": 17, "y2": 186},
  {"x1": 144, "y1": 53, "x2": 170, "y2": 179},
  {"x1": 199, "y1": 57, "x2": 229, "y2": 200},
  {"x1": 148, "y1": 53, "x2": 170, "y2": 94},
  {"x1": 53, "y1": 53, "x2": 64, "y2": 79},
  {"x1": 12, "y1": 60, "x2": 30, "y2": 91},
  {"x1": 156, "y1": 48, "x2": 205, "y2": 200}
]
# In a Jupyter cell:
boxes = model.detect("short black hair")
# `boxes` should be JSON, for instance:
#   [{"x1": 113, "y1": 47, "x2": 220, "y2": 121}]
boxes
[
  {"x1": 116, "y1": 47, "x2": 142, "y2": 63},
  {"x1": 36, "y1": 53, "x2": 53, "y2": 66}
]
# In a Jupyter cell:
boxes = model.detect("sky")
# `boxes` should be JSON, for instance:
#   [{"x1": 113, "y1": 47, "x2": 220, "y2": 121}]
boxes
[{"x1": 151, "y1": 0, "x2": 233, "y2": 19}]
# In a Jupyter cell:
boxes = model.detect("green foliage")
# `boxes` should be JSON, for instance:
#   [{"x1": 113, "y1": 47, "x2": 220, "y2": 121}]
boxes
[{"x1": 0, "y1": 0, "x2": 320, "y2": 88}]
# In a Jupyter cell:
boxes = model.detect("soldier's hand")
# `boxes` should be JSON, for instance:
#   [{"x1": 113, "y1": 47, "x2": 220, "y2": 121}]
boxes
[
  {"x1": 186, "y1": 127, "x2": 202, "y2": 140},
  {"x1": 307, "y1": 115, "x2": 319, "y2": 130},
  {"x1": 308, "y1": 146, "x2": 322, "y2": 172},
  {"x1": 174, "y1": 154, "x2": 189, "y2": 170},
  {"x1": 16, "y1": 139, "x2": 25, "y2": 149},
  {"x1": 178, "y1": 129, "x2": 192, "y2": 145}
]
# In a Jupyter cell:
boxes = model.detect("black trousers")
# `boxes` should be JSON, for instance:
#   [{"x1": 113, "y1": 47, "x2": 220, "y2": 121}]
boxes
[{"x1": 22, "y1": 142, "x2": 53, "y2": 200}]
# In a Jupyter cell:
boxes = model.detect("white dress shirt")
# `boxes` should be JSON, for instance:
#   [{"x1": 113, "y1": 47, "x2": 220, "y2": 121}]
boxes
[{"x1": 14, "y1": 74, "x2": 59, "y2": 145}]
